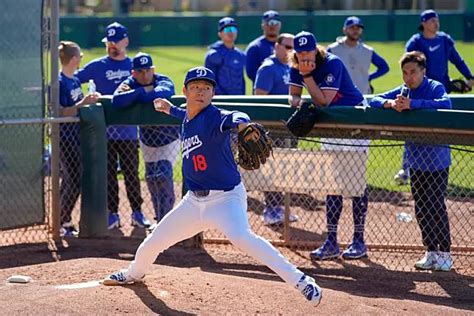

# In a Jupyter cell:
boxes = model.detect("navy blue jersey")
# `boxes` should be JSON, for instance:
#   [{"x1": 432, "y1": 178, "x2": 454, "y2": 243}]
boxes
[
  {"x1": 254, "y1": 56, "x2": 290, "y2": 95},
  {"x1": 245, "y1": 36, "x2": 275, "y2": 83},
  {"x1": 169, "y1": 104, "x2": 250, "y2": 191},
  {"x1": 112, "y1": 73, "x2": 179, "y2": 147},
  {"x1": 76, "y1": 56, "x2": 137, "y2": 140},
  {"x1": 370, "y1": 77, "x2": 451, "y2": 171},
  {"x1": 204, "y1": 41, "x2": 246, "y2": 95},
  {"x1": 406, "y1": 32, "x2": 473, "y2": 90},
  {"x1": 59, "y1": 72, "x2": 83, "y2": 140},
  {"x1": 289, "y1": 53, "x2": 363, "y2": 106}
]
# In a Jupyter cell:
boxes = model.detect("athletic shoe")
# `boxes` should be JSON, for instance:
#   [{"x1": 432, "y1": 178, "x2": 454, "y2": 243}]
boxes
[
  {"x1": 434, "y1": 252, "x2": 453, "y2": 272},
  {"x1": 263, "y1": 206, "x2": 298, "y2": 225},
  {"x1": 131, "y1": 211, "x2": 151, "y2": 228},
  {"x1": 414, "y1": 251, "x2": 438, "y2": 270},
  {"x1": 60, "y1": 222, "x2": 79, "y2": 237},
  {"x1": 394, "y1": 169, "x2": 409, "y2": 185},
  {"x1": 108, "y1": 212, "x2": 121, "y2": 230},
  {"x1": 342, "y1": 239, "x2": 368, "y2": 259},
  {"x1": 295, "y1": 274, "x2": 322, "y2": 306},
  {"x1": 310, "y1": 240, "x2": 340, "y2": 261},
  {"x1": 103, "y1": 269, "x2": 143, "y2": 286},
  {"x1": 263, "y1": 207, "x2": 283, "y2": 226}
]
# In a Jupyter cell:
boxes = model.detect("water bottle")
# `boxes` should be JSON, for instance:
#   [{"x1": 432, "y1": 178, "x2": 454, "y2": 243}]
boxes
[
  {"x1": 396, "y1": 212, "x2": 413, "y2": 223},
  {"x1": 88, "y1": 79, "x2": 96, "y2": 94},
  {"x1": 400, "y1": 86, "x2": 410, "y2": 98}
]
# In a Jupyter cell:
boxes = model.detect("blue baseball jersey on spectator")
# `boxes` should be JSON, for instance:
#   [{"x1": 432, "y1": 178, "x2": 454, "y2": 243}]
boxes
[
  {"x1": 405, "y1": 32, "x2": 473, "y2": 90},
  {"x1": 112, "y1": 73, "x2": 180, "y2": 147},
  {"x1": 204, "y1": 41, "x2": 246, "y2": 95},
  {"x1": 369, "y1": 77, "x2": 451, "y2": 171},
  {"x1": 75, "y1": 56, "x2": 137, "y2": 140},
  {"x1": 59, "y1": 72, "x2": 83, "y2": 141},
  {"x1": 254, "y1": 55, "x2": 290, "y2": 95},
  {"x1": 245, "y1": 36, "x2": 275, "y2": 83},
  {"x1": 289, "y1": 53, "x2": 364, "y2": 106},
  {"x1": 169, "y1": 104, "x2": 249, "y2": 191}
]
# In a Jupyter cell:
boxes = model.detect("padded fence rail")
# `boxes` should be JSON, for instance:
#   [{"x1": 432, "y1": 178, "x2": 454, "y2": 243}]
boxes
[{"x1": 1, "y1": 96, "x2": 473, "y2": 275}]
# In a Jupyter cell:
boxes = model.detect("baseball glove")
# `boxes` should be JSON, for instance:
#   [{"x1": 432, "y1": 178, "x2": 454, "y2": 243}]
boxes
[
  {"x1": 447, "y1": 79, "x2": 472, "y2": 93},
  {"x1": 285, "y1": 101, "x2": 318, "y2": 137},
  {"x1": 237, "y1": 123, "x2": 272, "y2": 170}
]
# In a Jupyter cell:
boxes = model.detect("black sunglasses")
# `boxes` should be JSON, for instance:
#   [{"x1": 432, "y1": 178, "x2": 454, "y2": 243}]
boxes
[{"x1": 282, "y1": 44, "x2": 294, "y2": 50}]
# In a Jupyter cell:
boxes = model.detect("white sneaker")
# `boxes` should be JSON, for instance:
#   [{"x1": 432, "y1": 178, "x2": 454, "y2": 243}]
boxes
[
  {"x1": 296, "y1": 274, "x2": 322, "y2": 306},
  {"x1": 102, "y1": 269, "x2": 144, "y2": 286},
  {"x1": 434, "y1": 252, "x2": 453, "y2": 272},
  {"x1": 414, "y1": 251, "x2": 438, "y2": 270}
]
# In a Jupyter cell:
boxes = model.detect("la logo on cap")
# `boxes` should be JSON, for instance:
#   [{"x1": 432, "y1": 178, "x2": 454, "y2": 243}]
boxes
[
  {"x1": 196, "y1": 68, "x2": 207, "y2": 77},
  {"x1": 298, "y1": 37, "x2": 308, "y2": 46}
]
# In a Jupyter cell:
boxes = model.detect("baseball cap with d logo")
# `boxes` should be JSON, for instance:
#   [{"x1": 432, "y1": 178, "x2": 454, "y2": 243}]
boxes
[
  {"x1": 132, "y1": 52, "x2": 153, "y2": 70},
  {"x1": 294, "y1": 31, "x2": 317, "y2": 53},
  {"x1": 102, "y1": 22, "x2": 128, "y2": 43},
  {"x1": 184, "y1": 67, "x2": 217, "y2": 87}
]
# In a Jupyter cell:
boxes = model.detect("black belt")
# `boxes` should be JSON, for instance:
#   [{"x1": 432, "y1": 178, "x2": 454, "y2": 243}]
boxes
[{"x1": 193, "y1": 186, "x2": 235, "y2": 197}]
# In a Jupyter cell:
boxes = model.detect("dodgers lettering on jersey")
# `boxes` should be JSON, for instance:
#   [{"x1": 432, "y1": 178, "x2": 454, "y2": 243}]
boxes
[
  {"x1": 204, "y1": 41, "x2": 246, "y2": 95},
  {"x1": 370, "y1": 77, "x2": 451, "y2": 171},
  {"x1": 59, "y1": 72, "x2": 83, "y2": 140},
  {"x1": 245, "y1": 36, "x2": 276, "y2": 83},
  {"x1": 112, "y1": 73, "x2": 180, "y2": 147},
  {"x1": 75, "y1": 56, "x2": 137, "y2": 140},
  {"x1": 406, "y1": 32, "x2": 473, "y2": 89},
  {"x1": 254, "y1": 55, "x2": 290, "y2": 95},
  {"x1": 169, "y1": 105, "x2": 250, "y2": 191},
  {"x1": 289, "y1": 52, "x2": 363, "y2": 106}
]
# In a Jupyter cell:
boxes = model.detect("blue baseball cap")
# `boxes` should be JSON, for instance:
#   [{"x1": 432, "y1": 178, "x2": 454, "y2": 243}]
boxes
[
  {"x1": 293, "y1": 31, "x2": 317, "y2": 53},
  {"x1": 102, "y1": 22, "x2": 128, "y2": 43},
  {"x1": 262, "y1": 10, "x2": 280, "y2": 23},
  {"x1": 184, "y1": 66, "x2": 216, "y2": 87},
  {"x1": 218, "y1": 17, "x2": 238, "y2": 32},
  {"x1": 420, "y1": 9, "x2": 438, "y2": 22},
  {"x1": 132, "y1": 52, "x2": 153, "y2": 70},
  {"x1": 344, "y1": 16, "x2": 364, "y2": 29}
]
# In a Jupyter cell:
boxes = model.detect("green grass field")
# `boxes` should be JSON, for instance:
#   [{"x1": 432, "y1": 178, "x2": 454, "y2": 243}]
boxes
[{"x1": 79, "y1": 42, "x2": 474, "y2": 193}]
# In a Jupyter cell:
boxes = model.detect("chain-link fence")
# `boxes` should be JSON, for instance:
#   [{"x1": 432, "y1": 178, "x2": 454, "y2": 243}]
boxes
[{"x1": 11, "y1": 122, "x2": 467, "y2": 273}]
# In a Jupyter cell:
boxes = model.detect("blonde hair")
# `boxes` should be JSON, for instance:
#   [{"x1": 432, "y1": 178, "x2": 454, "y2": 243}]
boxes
[
  {"x1": 58, "y1": 41, "x2": 81, "y2": 66},
  {"x1": 290, "y1": 45, "x2": 327, "y2": 69}
]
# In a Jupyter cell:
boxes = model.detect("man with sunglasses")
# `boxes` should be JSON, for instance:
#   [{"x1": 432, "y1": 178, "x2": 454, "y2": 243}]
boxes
[
  {"x1": 204, "y1": 17, "x2": 246, "y2": 95},
  {"x1": 327, "y1": 16, "x2": 389, "y2": 95},
  {"x1": 254, "y1": 33, "x2": 299, "y2": 226},
  {"x1": 112, "y1": 52, "x2": 180, "y2": 228},
  {"x1": 76, "y1": 22, "x2": 151, "y2": 230},
  {"x1": 246, "y1": 10, "x2": 282, "y2": 85}
]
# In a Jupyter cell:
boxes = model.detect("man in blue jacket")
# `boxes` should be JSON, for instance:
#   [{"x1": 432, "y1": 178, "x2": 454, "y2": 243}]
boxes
[
  {"x1": 395, "y1": 9, "x2": 473, "y2": 185},
  {"x1": 112, "y1": 52, "x2": 179, "y2": 227},
  {"x1": 204, "y1": 17, "x2": 246, "y2": 95},
  {"x1": 76, "y1": 22, "x2": 150, "y2": 229},
  {"x1": 246, "y1": 10, "x2": 282, "y2": 85},
  {"x1": 370, "y1": 51, "x2": 453, "y2": 272}
]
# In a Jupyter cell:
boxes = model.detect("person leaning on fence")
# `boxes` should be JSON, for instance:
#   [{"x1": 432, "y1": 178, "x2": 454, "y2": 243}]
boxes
[
  {"x1": 58, "y1": 41, "x2": 100, "y2": 237},
  {"x1": 75, "y1": 22, "x2": 151, "y2": 230},
  {"x1": 112, "y1": 52, "x2": 180, "y2": 228},
  {"x1": 327, "y1": 16, "x2": 389, "y2": 95},
  {"x1": 289, "y1": 31, "x2": 370, "y2": 261},
  {"x1": 369, "y1": 51, "x2": 453, "y2": 271},
  {"x1": 245, "y1": 10, "x2": 282, "y2": 85},
  {"x1": 253, "y1": 33, "x2": 298, "y2": 226},
  {"x1": 204, "y1": 17, "x2": 246, "y2": 95},
  {"x1": 394, "y1": 9, "x2": 474, "y2": 186}
]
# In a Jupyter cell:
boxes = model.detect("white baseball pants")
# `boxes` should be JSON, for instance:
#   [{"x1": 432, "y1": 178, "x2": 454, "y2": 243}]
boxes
[{"x1": 127, "y1": 182, "x2": 304, "y2": 286}]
